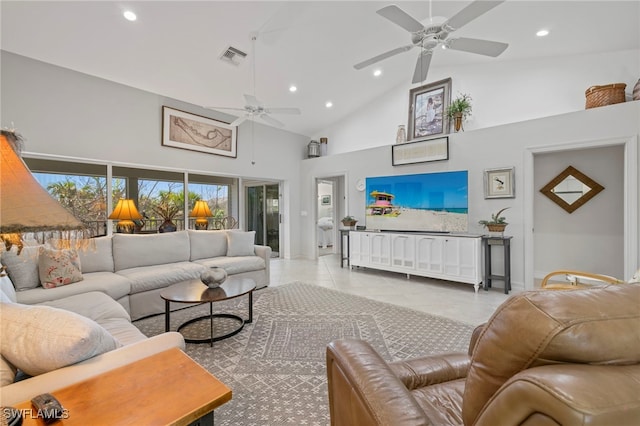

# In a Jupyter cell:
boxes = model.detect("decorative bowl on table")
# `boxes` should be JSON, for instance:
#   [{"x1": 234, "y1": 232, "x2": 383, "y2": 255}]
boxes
[{"x1": 200, "y1": 267, "x2": 227, "y2": 288}]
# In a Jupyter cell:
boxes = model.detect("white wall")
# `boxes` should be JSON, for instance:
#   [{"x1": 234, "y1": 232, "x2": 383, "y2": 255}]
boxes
[
  {"x1": 534, "y1": 146, "x2": 624, "y2": 278},
  {"x1": 1, "y1": 51, "x2": 309, "y2": 258},
  {"x1": 317, "y1": 49, "x2": 640, "y2": 155},
  {"x1": 300, "y1": 101, "x2": 640, "y2": 289}
]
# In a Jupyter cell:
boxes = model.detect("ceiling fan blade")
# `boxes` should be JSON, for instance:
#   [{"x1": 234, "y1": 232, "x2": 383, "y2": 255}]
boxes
[
  {"x1": 264, "y1": 107, "x2": 301, "y2": 115},
  {"x1": 259, "y1": 114, "x2": 285, "y2": 128},
  {"x1": 354, "y1": 45, "x2": 414, "y2": 70},
  {"x1": 230, "y1": 116, "x2": 248, "y2": 127},
  {"x1": 411, "y1": 50, "x2": 433, "y2": 84},
  {"x1": 204, "y1": 106, "x2": 245, "y2": 112},
  {"x1": 444, "y1": 0, "x2": 505, "y2": 31},
  {"x1": 377, "y1": 5, "x2": 424, "y2": 33},
  {"x1": 447, "y1": 37, "x2": 508, "y2": 57},
  {"x1": 243, "y1": 94, "x2": 262, "y2": 108}
]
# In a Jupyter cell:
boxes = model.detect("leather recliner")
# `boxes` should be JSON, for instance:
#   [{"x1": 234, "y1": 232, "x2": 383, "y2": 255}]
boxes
[{"x1": 326, "y1": 283, "x2": 640, "y2": 425}]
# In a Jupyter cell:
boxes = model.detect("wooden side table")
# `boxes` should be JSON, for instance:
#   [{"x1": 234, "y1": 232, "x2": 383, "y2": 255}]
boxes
[
  {"x1": 14, "y1": 348, "x2": 231, "y2": 425},
  {"x1": 482, "y1": 235, "x2": 512, "y2": 294}
]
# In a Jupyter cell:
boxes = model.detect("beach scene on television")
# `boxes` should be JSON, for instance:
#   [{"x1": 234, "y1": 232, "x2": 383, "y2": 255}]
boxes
[{"x1": 365, "y1": 171, "x2": 468, "y2": 232}]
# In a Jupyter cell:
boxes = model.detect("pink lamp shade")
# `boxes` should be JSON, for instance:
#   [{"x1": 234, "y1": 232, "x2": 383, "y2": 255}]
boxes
[
  {"x1": 189, "y1": 200, "x2": 213, "y2": 230},
  {"x1": 108, "y1": 199, "x2": 143, "y2": 233}
]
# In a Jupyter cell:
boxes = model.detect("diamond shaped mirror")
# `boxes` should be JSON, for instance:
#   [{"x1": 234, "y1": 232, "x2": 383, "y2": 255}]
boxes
[{"x1": 540, "y1": 166, "x2": 604, "y2": 214}]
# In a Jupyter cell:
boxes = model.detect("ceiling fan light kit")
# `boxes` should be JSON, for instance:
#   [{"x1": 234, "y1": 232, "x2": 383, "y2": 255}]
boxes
[{"x1": 354, "y1": 0, "x2": 509, "y2": 84}]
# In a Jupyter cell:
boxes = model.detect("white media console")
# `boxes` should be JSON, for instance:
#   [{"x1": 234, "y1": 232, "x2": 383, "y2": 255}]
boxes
[{"x1": 349, "y1": 230, "x2": 483, "y2": 292}]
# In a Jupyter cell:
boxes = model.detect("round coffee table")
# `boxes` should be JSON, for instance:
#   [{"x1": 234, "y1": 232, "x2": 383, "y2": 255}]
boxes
[{"x1": 161, "y1": 276, "x2": 256, "y2": 346}]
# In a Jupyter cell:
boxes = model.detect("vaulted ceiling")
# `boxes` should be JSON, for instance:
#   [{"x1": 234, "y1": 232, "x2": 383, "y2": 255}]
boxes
[{"x1": 2, "y1": 1, "x2": 638, "y2": 137}]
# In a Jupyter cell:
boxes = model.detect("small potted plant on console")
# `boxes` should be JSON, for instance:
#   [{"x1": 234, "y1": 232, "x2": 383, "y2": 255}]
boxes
[
  {"x1": 478, "y1": 207, "x2": 509, "y2": 234},
  {"x1": 341, "y1": 215, "x2": 358, "y2": 229}
]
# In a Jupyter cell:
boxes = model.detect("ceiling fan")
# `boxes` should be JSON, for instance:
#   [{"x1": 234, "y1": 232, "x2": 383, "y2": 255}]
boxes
[
  {"x1": 354, "y1": 0, "x2": 509, "y2": 84},
  {"x1": 206, "y1": 35, "x2": 301, "y2": 128}
]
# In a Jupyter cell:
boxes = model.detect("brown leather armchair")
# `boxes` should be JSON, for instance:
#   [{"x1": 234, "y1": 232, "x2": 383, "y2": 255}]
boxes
[{"x1": 326, "y1": 284, "x2": 640, "y2": 426}]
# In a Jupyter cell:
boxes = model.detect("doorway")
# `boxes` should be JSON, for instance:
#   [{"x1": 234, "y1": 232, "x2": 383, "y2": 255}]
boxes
[
  {"x1": 315, "y1": 175, "x2": 346, "y2": 257},
  {"x1": 246, "y1": 183, "x2": 281, "y2": 257}
]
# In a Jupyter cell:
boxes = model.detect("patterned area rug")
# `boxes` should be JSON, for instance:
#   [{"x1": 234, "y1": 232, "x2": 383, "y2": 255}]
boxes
[{"x1": 134, "y1": 282, "x2": 474, "y2": 426}]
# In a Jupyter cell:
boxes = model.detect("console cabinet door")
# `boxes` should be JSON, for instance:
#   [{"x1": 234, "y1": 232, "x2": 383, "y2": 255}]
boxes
[
  {"x1": 350, "y1": 232, "x2": 370, "y2": 266},
  {"x1": 391, "y1": 234, "x2": 415, "y2": 269},
  {"x1": 415, "y1": 236, "x2": 444, "y2": 274},
  {"x1": 443, "y1": 237, "x2": 480, "y2": 283},
  {"x1": 369, "y1": 233, "x2": 391, "y2": 266}
]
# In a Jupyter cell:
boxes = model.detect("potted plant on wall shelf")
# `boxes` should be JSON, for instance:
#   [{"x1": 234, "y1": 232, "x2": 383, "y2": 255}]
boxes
[
  {"x1": 478, "y1": 207, "x2": 509, "y2": 234},
  {"x1": 446, "y1": 93, "x2": 472, "y2": 132},
  {"x1": 341, "y1": 215, "x2": 358, "y2": 228}
]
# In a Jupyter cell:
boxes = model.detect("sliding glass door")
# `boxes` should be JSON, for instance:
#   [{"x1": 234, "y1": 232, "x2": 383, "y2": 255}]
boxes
[{"x1": 246, "y1": 183, "x2": 280, "y2": 256}]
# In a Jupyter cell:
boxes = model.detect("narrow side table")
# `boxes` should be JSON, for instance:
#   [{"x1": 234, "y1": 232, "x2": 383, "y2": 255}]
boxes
[
  {"x1": 339, "y1": 229, "x2": 350, "y2": 268},
  {"x1": 482, "y1": 235, "x2": 512, "y2": 294}
]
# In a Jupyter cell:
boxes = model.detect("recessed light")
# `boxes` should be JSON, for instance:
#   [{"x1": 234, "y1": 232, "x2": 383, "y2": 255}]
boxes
[
  {"x1": 123, "y1": 10, "x2": 137, "y2": 21},
  {"x1": 373, "y1": 69, "x2": 382, "y2": 77},
  {"x1": 289, "y1": 85, "x2": 297, "y2": 93},
  {"x1": 536, "y1": 29, "x2": 549, "y2": 37},
  {"x1": 325, "y1": 101, "x2": 333, "y2": 108}
]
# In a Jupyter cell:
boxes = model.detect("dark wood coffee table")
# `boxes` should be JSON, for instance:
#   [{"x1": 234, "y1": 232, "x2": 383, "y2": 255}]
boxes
[{"x1": 161, "y1": 276, "x2": 256, "y2": 346}]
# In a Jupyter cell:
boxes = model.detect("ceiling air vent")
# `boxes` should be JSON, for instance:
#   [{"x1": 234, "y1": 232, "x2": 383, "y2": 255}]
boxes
[{"x1": 219, "y1": 46, "x2": 247, "y2": 66}]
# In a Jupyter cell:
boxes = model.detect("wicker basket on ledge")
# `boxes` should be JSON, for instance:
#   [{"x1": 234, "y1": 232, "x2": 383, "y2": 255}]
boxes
[{"x1": 585, "y1": 83, "x2": 626, "y2": 109}]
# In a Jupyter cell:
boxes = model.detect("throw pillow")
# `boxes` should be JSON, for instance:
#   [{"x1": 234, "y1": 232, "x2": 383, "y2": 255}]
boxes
[
  {"x1": 0, "y1": 245, "x2": 42, "y2": 291},
  {"x1": 226, "y1": 231, "x2": 256, "y2": 257},
  {"x1": 0, "y1": 302, "x2": 119, "y2": 376},
  {"x1": 38, "y1": 247, "x2": 83, "y2": 289}
]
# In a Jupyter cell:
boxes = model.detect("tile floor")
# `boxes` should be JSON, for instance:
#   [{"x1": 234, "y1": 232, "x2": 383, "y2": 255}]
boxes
[{"x1": 269, "y1": 254, "x2": 513, "y2": 326}]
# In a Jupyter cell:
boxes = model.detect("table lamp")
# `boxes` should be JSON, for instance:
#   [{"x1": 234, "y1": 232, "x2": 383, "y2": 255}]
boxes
[
  {"x1": 190, "y1": 200, "x2": 213, "y2": 230},
  {"x1": 109, "y1": 199, "x2": 143, "y2": 234},
  {"x1": 0, "y1": 130, "x2": 89, "y2": 255}
]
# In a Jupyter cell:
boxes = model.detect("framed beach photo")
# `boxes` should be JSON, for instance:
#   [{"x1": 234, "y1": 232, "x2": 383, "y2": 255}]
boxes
[
  {"x1": 407, "y1": 78, "x2": 452, "y2": 141},
  {"x1": 484, "y1": 167, "x2": 515, "y2": 199},
  {"x1": 162, "y1": 106, "x2": 237, "y2": 158}
]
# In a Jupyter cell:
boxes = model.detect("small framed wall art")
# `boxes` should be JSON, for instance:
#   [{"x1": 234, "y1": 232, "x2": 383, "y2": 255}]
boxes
[
  {"x1": 484, "y1": 167, "x2": 515, "y2": 199},
  {"x1": 321, "y1": 195, "x2": 331, "y2": 206},
  {"x1": 162, "y1": 106, "x2": 237, "y2": 158},
  {"x1": 392, "y1": 136, "x2": 449, "y2": 166}
]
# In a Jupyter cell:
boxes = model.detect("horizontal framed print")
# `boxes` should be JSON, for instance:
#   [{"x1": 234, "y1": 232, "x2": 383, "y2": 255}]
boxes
[
  {"x1": 321, "y1": 195, "x2": 331, "y2": 206},
  {"x1": 392, "y1": 136, "x2": 449, "y2": 166},
  {"x1": 484, "y1": 167, "x2": 515, "y2": 199},
  {"x1": 162, "y1": 106, "x2": 237, "y2": 157},
  {"x1": 407, "y1": 77, "x2": 452, "y2": 141}
]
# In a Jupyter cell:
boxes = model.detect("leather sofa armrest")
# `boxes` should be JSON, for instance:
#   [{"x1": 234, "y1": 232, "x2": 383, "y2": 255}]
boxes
[
  {"x1": 0, "y1": 332, "x2": 185, "y2": 407},
  {"x1": 389, "y1": 353, "x2": 470, "y2": 391},
  {"x1": 326, "y1": 339, "x2": 429, "y2": 426},
  {"x1": 473, "y1": 364, "x2": 640, "y2": 426}
]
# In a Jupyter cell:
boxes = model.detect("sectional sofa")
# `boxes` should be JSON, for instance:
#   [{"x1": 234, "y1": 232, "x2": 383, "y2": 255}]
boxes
[
  {"x1": 0, "y1": 229, "x2": 270, "y2": 406},
  {"x1": 3, "y1": 229, "x2": 271, "y2": 320}
]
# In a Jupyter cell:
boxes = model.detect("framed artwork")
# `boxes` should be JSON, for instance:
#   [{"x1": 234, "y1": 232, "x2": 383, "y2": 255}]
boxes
[
  {"x1": 407, "y1": 78, "x2": 452, "y2": 141},
  {"x1": 484, "y1": 167, "x2": 515, "y2": 199},
  {"x1": 392, "y1": 136, "x2": 449, "y2": 166},
  {"x1": 162, "y1": 106, "x2": 237, "y2": 158},
  {"x1": 539, "y1": 166, "x2": 604, "y2": 213},
  {"x1": 321, "y1": 195, "x2": 331, "y2": 206}
]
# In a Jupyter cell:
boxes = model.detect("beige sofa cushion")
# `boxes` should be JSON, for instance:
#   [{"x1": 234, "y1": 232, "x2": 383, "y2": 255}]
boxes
[
  {"x1": 0, "y1": 354, "x2": 17, "y2": 387},
  {"x1": 78, "y1": 236, "x2": 114, "y2": 273},
  {"x1": 188, "y1": 230, "x2": 227, "y2": 260},
  {"x1": 116, "y1": 261, "x2": 206, "y2": 294},
  {"x1": 112, "y1": 231, "x2": 190, "y2": 271},
  {"x1": 196, "y1": 256, "x2": 266, "y2": 275},
  {"x1": 227, "y1": 231, "x2": 256, "y2": 256},
  {"x1": 1, "y1": 245, "x2": 41, "y2": 291},
  {"x1": 14, "y1": 272, "x2": 131, "y2": 305},
  {"x1": 0, "y1": 302, "x2": 120, "y2": 376}
]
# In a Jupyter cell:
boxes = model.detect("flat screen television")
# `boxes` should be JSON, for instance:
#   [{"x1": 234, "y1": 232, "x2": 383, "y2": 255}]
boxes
[{"x1": 365, "y1": 170, "x2": 468, "y2": 232}]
